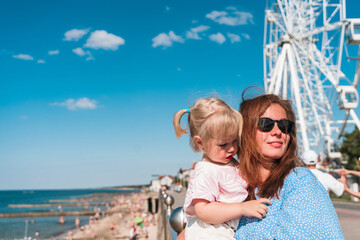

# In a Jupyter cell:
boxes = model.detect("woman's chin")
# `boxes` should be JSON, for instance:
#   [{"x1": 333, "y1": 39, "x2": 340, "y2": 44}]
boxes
[{"x1": 263, "y1": 150, "x2": 286, "y2": 160}]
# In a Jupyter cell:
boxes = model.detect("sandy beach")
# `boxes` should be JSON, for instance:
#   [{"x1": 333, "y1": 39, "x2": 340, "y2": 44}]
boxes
[{"x1": 60, "y1": 190, "x2": 161, "y2": 240}]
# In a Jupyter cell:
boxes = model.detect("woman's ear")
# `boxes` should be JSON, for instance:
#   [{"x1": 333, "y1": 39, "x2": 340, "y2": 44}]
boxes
[{"x1": 194, "y1": 136, "x2": 204, "y2": 149}]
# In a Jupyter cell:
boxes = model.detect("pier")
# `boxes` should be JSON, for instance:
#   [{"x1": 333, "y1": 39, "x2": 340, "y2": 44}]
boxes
[
  {"x1": 0, "y1": 208, "x2": 124, "y2": 218},
  {"x1": 8, "y1": 202, "x2": 107, "y2": 208}
]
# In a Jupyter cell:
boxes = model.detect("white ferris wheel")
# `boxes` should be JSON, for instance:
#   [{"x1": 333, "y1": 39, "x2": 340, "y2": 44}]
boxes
[{"x1": 264, "y1": 0, "x2": 360, "y2": 162}]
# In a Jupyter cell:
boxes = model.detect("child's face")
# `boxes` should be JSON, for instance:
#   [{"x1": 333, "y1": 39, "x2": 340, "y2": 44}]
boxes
[{"x1": 203, "y1": 135, "x2": 238, "y2": 165}]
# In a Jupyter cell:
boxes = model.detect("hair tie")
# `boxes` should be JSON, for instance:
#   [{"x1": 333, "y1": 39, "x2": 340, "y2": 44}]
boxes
[{"x1": 186, "y1": 108, "x2": 191, "y2": 113}]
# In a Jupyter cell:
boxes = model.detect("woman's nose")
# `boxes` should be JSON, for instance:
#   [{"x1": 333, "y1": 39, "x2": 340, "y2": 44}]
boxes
[{"x1": 271, "y1": 122, "x2": 282, "y2": 136}]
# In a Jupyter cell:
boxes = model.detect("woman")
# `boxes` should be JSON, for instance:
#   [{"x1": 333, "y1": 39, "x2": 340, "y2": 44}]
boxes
[
  {"x1": 235, "y1": 94, "x2": 343, "y2": 239},
  {"x1": 177, "y1": 93, "x2": 344, "y2": 239}
]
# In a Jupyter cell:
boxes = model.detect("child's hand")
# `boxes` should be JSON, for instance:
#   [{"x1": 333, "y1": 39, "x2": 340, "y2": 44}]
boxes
[
  {"x1": 339, "y1": 169, "x2": 350, "y2": 176},
  {"x1": 241, "y1": 198, "x2": 271, "y2": 219}
]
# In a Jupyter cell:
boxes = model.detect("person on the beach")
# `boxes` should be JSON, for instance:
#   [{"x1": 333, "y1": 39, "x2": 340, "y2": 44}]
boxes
[
  {"x1": 129, "y1": 223, "x2": 138, "y2": 240},
  {"x1": 177, "y1": 93, "x2": 344, "y2": 240},
  {"x1": 75, "y1": 217, "x2": 80, "y2": 229},
  {"x1": 173, "y1": 98, "x2": 271, "y2": 239},
  {"x1": 89, "y1": 216, "x2": 94, "y2": 225},
  {"x1": 67, "y1": 230, "x2": 73, "y2": 240},
  {"x1": 59, "y1": 216, "x2": 65, "y2": 224}
]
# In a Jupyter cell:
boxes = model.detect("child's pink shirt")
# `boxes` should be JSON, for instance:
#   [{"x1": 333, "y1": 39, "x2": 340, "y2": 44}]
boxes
[{"x1": 183, "y1": 158, "x2": 248, "y2": 228}]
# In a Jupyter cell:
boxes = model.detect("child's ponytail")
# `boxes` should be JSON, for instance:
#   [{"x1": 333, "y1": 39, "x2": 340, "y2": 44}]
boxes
[{"x1": 173, "y1": 108, "x2": 190, "y2": 139}]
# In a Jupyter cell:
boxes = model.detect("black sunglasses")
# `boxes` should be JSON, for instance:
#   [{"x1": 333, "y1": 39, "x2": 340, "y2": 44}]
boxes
[{"x1": 258, "y1": 117, "x2": 294, "y2": 134}]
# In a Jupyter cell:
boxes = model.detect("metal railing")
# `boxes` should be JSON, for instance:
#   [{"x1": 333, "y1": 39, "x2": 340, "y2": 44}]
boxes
[{"x1": 157, "y1": 189, "x2": 186, "y2": 240}]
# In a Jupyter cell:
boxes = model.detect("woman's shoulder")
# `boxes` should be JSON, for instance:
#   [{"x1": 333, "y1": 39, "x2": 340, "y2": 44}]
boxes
[
  {"x1": 287, "y1": 167, "x2": 314, "y2": 180},
  {"x1": 283, "y1": 167, "x2": 318, "y2": 190}
]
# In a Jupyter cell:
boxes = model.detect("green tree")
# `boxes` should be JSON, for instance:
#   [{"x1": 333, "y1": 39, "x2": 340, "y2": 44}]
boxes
[
  {"x1": 174, "y1": 176, "x2": 180, "y2": 184},
  {"x1": 340, "y1": 128, "x2": 360, "y2": 170}
]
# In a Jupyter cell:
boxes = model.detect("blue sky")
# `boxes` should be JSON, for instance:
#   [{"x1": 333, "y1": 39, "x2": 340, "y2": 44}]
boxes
[{"x1": 1, "y1": 0, "x2": 360, "y2": 190}]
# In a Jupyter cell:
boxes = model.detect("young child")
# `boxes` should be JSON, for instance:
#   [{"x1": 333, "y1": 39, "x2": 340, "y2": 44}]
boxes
[{"x1": 173, "y1": 98, "x2": 271, "y2": 239}]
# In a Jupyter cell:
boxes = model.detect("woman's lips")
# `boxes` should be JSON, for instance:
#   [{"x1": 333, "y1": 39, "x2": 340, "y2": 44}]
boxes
[
  {"x1": 268, "y1": 141, "x2": 283, "y2": 148},
  {"x1": 226, "y1": 155, "x2": 233, "y2": 160}
]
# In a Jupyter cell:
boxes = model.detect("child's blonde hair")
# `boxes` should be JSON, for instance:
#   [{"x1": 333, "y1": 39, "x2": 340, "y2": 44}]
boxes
[{"x1": 173, "y1": 98, "x2": 243, "y2": 152}]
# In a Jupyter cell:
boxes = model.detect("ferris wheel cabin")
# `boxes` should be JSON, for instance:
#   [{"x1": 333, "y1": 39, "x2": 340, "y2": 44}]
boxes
[
  {"x1": 324, "y1": 139, "x2": 342, "y2": 161},
  {"x1": 337, "y1": 86, "x2": 359, "y2": 110},
  {"x1": 346, "y1": 19, "x2": 360, "y2": 45}
]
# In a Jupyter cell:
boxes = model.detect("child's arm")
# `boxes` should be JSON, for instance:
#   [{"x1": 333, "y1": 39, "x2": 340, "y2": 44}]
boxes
[
  {"x1": 340, "y1": 169, "x2": 360, "y2": 178},
  {"x1": 193, "y1": 198, "x2": 271, "y2": 225},
  {"x1": 339, "y1": 176, "x2": 360, "y2": 198}
]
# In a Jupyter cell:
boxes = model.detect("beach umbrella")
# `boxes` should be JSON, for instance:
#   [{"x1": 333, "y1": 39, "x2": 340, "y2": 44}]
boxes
[{"x1": 133, "y1": 216, "x2": 143, "y2": 224}]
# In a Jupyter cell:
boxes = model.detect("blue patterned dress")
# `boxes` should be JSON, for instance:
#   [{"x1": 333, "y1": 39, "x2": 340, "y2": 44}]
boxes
[{"x1": 235, "y1": 167, "x2": 344, "y2": 239}]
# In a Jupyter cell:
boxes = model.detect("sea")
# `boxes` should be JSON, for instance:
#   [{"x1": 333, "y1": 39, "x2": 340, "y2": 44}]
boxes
[{"x1": 0, "y1": 188, "x2": 139, "y2": 239}]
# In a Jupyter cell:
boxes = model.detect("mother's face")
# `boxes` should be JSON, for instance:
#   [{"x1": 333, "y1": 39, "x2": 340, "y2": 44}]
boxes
[{"x1": 256, "y1": 104, "x2": 290, "y2": 160}]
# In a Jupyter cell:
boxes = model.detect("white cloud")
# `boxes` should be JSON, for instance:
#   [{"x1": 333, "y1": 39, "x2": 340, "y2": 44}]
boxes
[
  {"x1": 226, "y1": 6, "x2": 238, "y2": 11},
  {"x1": 186, "y1": 31, "x2": 199, "y2": 40},
  {"x1": 152, "y1": 31, "x2": 184, "y2": 48},
  {"x1": 50, "y1": 97, "x2": 98, "y2": 111},
  {"x1": 37, "y1": 59, "x2": 45, "y2": 64},
  {"x1": 242, "y1": 33, "x2": 251, "y2": 40},
  {"x1": 72, "y1": 48, "x2": 95, "y2": 61},
  {"x1": 84, "y1": 30, "x2": 125, "y2": 50},
  {"x1": 206, "y1": 11, "x2": 228, "y2": 20},
  {"x1": 227, "y1": 33, "x2": 241, "y2": 43},
  {"x1": 165, "y1": 6, "x2": 170, "y2": 11},
  {"x1": 72, "y1": 47, "x2": 86, "y2": 56},
  {"x1": 48, "y1": 50, "x2": 59, "y2": 55},
  {"x1": 19, "y1": 116, "x2": 28, "y2": 120},
  {"x1": 169, "y1": 31, "x2": 184, "y2": 43},
  {"x1": 191, "y1": 25, "x2": 211, "y2": 33},
  {"x1": 209, "y1": 33, "x2": 226, "y2": 44},
  {"x1": 64, "y1": 28, "x2": 90, "y2": 41},
  {"x1": 186, "y1": 25, "x2": 210, "y2": 40},
  {"x1": 13, "y1": 54, "x2": 34, "y2": 61},
  {"x1": 85, "y1": 52, "x2": 95, "y2": 61},
  {"x1": 152, "y1": 33, "x2": 172, "y2": 48},
  {"x1": 206, "y1": 8, "x2": 254, "y2": 26}
]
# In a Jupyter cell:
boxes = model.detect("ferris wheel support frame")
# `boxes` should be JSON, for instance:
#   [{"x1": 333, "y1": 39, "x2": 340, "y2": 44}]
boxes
[{"x1": 268, "y1": 36, "x2": 310, "y2": 150}]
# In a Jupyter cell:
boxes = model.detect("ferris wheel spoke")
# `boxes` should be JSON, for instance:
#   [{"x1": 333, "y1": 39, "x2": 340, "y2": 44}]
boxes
[
  {"x1": 268, "y1": 46, "x2": 287, "y2": 94},
  {"x1": 336, "y1": 25, "x2": 346, "y2": 80},
  {"x1": 325, "y1": 5, "x2": 341, "y2": 25},
  {"x1": 285, "y1": 43, "x2": 310, "y2": 150},
  {"x1": 338, "y1": 110, "x2": 350, "y2": 138},
  {"x1": 305, "y1": 22, "x2": 343, "y2": 38},
  {"x1": 276, "y1": 0, "x2": 291, "y2": 32},
  {"x1": 266, "y1": 10, "x2": 288, "y2": 34},
  {"x1": 349, "y1": 109, "x2": 360, "y2": 131},
  {"x1": 312, "y1": 45, "x2": 339, "y2": 85},
  {"x1": 354, "y1": 47, "x2": 360, "y2": 87},
  {"x1": 294, "y1": 41, "x2": 338, "y2": 86},
  {"x1": 292, "y1": 45, "x2": 326, "y2": 136}
]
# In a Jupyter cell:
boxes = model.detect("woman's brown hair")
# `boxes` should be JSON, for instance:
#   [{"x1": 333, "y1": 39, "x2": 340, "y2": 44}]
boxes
[{"x1": 238, "y1": 93, "x2": 301, "y2": 199}]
